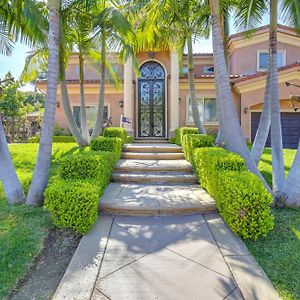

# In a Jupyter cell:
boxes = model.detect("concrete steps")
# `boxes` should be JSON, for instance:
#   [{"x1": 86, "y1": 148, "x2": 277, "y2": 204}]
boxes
[
  {"x1": 115, "y1": 159, "x2": 193, "y2": 173},
  {"x1": 121, "y1": 152, "x2": 184, "y2": 160},
  {"x1": 123, "y1": 144, "x2": 182, "y2": 153},
  {"x1": 112, "y1": 172, "x2": 197, "y2": 184},
  {"x1": 134, "y1": 138, "x2": 169, "y2": 143},
  {"x1": 99, "y1": 142, "x2": 216, "y2": 216}
]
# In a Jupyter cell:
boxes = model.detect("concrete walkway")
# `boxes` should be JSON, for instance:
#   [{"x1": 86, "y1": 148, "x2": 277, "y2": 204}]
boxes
[{"x1": 53, "y1": 213, "x2": 280, "y2": 300}]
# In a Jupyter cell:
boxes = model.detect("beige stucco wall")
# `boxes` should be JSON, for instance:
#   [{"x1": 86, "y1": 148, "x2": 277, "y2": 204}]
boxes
[{"x1": 230, "y1": 41, "x2": 300, "y2": 75}]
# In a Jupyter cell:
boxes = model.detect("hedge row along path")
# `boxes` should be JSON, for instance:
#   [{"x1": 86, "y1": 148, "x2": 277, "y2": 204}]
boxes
[{"x1": 53, "y1": 141, "x2": 280, "y2": 300}]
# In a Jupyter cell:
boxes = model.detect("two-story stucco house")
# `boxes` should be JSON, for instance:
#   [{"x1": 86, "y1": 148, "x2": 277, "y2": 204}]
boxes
[{"x1": 36, "y1": 24, "x2": 300, "y2": 148}]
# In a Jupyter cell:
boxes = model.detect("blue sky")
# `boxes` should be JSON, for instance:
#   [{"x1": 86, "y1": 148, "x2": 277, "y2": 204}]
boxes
[{"x1": 0, "y1": 14, "x2": 272, "y2": 81}]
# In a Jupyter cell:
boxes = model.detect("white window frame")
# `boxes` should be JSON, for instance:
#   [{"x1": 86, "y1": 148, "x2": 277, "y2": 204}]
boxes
[
  {"x1": 186, "y1": 96, "x2": 218, "y2": 125},
  {"x1": 256, "y1": 49, "x2": 286, "y2": 71},
  {"x1": 73, "y1": 103, "x2": 111, "y2": 126}
]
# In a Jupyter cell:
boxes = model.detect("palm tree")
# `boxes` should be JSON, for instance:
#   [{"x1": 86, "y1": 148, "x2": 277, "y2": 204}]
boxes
[
  {"x1": 0, "y1": 78, "x2": 25, "y2": 204},
  {"x1": 147, "y1": 0, "x2": 209, "y2": 134},
  {"x1": 26, "y1": 0, "x2": 60, "y2": 206},
  {"x1": 209, "y1": 0, "x2": 270, "y2": 192},
  {"x1": 0, "y1": 0, "x2": 46, "y2": 205},
  {"x1": 91, "y1": 1, "x2": 135, "y2": 139}
]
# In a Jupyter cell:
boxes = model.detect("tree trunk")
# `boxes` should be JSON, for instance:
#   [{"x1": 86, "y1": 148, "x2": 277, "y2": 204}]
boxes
[
  {"x1": 26, "y1": 0, "x2": 60, "y2": 206},
  {"x1": 187, "y1": 35, "x2": 206, "y2": 133},
  {"x1": 59, "y1": 56, "x2": 89, "y2": 146},
  {"x1": 251, "y1": 64, "x2": 271, "y2": 164},
  {"x1": 0, "y1": 116, "x2": 25, "y2": 204},
  {"x1": 215, "y1": 12, "x2": 229, "y2": 145},
  {"x1": 269, "y1": 0, "x2": 285, "y2": 195},
  {"x1": 79, "y1": 51, "x2": 89, "y2": 141},
  {"x1": 282, "y1": 140, "x2": 300, "y2": 207},
  {"x1": 209, "y1": 0, "x2": 271, "y2": 192},
  {"x1": 91, "y1": 31, "x2": 106, "y2": 139}
]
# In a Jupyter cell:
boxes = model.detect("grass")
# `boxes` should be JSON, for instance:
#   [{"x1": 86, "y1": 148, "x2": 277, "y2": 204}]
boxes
[
  {"x1": 0, "y1": 143, "x2": 79, "y2": 299},
  {"x1": 245, "y1": 208, "x2": 300, "y2": 300},
  {"x1": 246, "y1": 148, "x2": 300, "y2": 300}
]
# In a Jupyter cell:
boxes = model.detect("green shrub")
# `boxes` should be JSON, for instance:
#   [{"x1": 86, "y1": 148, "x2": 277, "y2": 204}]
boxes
[
  {"x1": 28, "y1": 136, "x2": 76, "y2": 143},
  {"x1": 193, "y1": 147, "x2": 274, "y2": 240},
  {"x1": 103, "y1": 127, "x2": 127, "y2": 144},
  {"x1": 44, "y1": 179, "x2": 101, "y2": 235},
  {"x1": 194, "y1": 147, "x2": 246, "y2": 196},
  {"x1": 90, "y1": 136, "x2": 122, "y2": 161},
  {"x1": 175, "y1": 127, "x2": 199, "y2": 145},
  {"x1": 182, "y1": 134, "x2": 215, "y2": 165},
  {"x1": 59, "y1": 151, "x2": 115, "y2": 187},
  {"x1": 125, "y1": 136, "x2": 134, "y2": 143},
  {"x1": 169, "y1": 137, "x2": 176, "y2": 144},
  {"x1": 214, "y1": 171, "x2": 274, "y2": 240}
]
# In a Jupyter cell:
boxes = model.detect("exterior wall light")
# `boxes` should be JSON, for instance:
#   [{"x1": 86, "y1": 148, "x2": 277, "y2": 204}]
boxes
[
  {"x1": 244, "y1": 107, "x2": 249, "y2": 114},
  {"x1": 119, "y1": 99, "x2": 124, "y2": 108}
]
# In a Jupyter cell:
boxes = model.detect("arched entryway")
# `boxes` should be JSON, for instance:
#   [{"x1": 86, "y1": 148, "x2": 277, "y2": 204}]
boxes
[{"x1": 137, "y1": 61, "x2": 166, "y2": 137}]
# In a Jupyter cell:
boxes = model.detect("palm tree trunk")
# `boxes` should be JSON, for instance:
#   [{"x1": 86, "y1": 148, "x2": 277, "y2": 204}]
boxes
[
  {"x1": 282, "y1": 140, "x2": 300, "y2": 207},
  {"x1": 26, "y1": 0, "x2": 60, "y2": 206},
  {"x1": 209, "y1": 0, "x2": 271, "y2": 192},
  {"x1": 59, "y1": 56, "x2": 89, "y2": 146},
  {"x1": 215, "y1": 12, "x2": 229, "y2": 145},
  {"x1": 0, "y1": 116, "x2": 25, "y2": 204},
  {"x1": 251, "y1": 62, "x2": 271, "y2": 164},
  {"x1": 187, "y1": 35, "x2": 206, "y2": 133},
  {"x1": 79, "y1": 51, "x2": 89, "y2": 141},
  {"x1": 91, "y1": 31, "x2": 106, "y2": 139},
  {"x1": 269, "y1": 0, "x2": 285, "y2": 195}
]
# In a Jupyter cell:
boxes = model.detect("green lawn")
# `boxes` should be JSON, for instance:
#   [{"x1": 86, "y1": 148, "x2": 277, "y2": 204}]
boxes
[
  {"x1": 247, "y1": 148, "x2": 300, "y2": 300},
  {"x1": 0, "y1": 143, "x2": 78, "y2": 299}
]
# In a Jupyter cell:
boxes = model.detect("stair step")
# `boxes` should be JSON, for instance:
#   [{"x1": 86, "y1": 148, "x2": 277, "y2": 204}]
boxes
[
  {"x1": 99, "y1": 183, "x2": 216, "y2": 216},
  {"x1": 134, "y1": 139, "x2": 169, "y2": 143},
  {"x1": 115, "y1": 159, "x2": 193, "y2": 172},
  {"x1": 121, "y1": 152, "x2": 185, "y2": 160},
  {"x1": 112, "y1": 172, "x2": 197, "y2": 184},
  {"x1": 123, "y1": 144, "x2": 182, "y2": 153}
]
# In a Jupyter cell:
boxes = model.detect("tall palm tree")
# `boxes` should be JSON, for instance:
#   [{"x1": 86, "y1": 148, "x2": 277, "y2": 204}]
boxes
[
  {"x1": 209, "y1": 0, "x2": 270, "y2": 192},
  {"x1": 26, "y1": 0, "x2": 60, "y2": 206},
  {"x1": 91, "y1": 1, "x2": 135, "y2": 139},
  {"x1": 0, "y1": 0, "x2": 46, "y2": 205},
  {"x1": 147, "y1": 0, "x2": 209, "y2": 134}
]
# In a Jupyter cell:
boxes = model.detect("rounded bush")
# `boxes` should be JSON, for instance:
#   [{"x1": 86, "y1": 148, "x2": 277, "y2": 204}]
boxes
[
  {"x1": 44, "y1": 179, "x2": 101, "y2": 235},
  {"x1": 175, "y1": 127, "x2": 199, "y2": 145},
  {"x1": 103, "y1": 127, "x2": 127, "y2": 144},
  {"x1": 59, "y1": 151, "x2": 115, "y2": 187},
  {"x1": 90, "y1": 136, "x2": 122, "y2": 161}
]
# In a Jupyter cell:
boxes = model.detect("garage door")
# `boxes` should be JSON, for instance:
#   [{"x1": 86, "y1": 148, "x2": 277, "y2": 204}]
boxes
[{"x1": 251, "y1": 112, "x2": 300, "y2": 149}]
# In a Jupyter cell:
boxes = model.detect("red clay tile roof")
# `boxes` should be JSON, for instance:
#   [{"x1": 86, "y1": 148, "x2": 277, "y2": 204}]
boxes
[
  {"x1": 233, "y1": 62, "x2": 300, "y2": 84},
  {"x1": 229, "y1": 24, "x2": 299, "y2": 40}
]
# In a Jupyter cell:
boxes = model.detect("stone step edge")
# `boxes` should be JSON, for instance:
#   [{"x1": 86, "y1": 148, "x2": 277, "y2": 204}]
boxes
[
  {"x1": 122, "y1": 147, "x2": 183, "y2": 153},
  {"x1": 99, "y1": 203, "x2": 217, "y2": 216},
  {"x1": 114, "y1": 166, "x2": 193, "y2": 172}
]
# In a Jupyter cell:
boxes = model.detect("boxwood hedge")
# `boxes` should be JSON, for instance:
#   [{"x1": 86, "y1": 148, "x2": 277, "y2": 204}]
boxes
[{"x1": 193, "y1": 147, "x2": 274, "y2": 240}]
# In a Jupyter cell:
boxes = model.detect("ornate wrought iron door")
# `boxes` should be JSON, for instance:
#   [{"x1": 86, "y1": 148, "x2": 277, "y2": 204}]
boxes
[{"x1": 138, "y1": 62, "x2": 165, "y2": 137}]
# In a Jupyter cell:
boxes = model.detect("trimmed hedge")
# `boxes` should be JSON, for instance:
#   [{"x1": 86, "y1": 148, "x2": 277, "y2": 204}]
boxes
[
  {"x1": 169, "y1": 137, "x2": 176, "y2": 144},
  {"x1": 28, "y1": 136, "x2": 76, "y2": 143},
  {"x1": 45, "y1": 179, "x2": 101, "y2": 235},
  {"x1": 182, "y1": 134, "x2": 215, "y2": 165},
  {"x1": 103, "y1": 127, "x2": 127, "y2": 144},
  {"x1": 59, "y1": 151, "x2": 115, "y2": 187},
  {"x1": 125, "y1": 136, "x2": 134, "y2": 143},
  {"x1": 91, "y1": 136, "x2": 122, "y2": 161},
  {"x1": 175, "y1": 127, "x2": 199, "y2": 145},
  {"x1": 214, "y1": 171, "x2": 274, "y2": 240},
  {"x1": 193, "y1": 147, "x2": 274, "y2": 240}
]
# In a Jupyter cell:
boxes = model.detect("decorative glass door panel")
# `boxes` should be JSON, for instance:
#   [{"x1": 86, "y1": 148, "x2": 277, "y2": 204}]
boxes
[{"x1": 138, "y1": 62, "x2": 165, "y2": 137}]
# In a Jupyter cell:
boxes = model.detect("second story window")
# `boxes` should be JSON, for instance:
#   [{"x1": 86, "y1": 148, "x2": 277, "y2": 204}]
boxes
[
  {"x1": 203, "y1": 66, "x2": 214, "y2": 74},
  {"x1": 257, "y1": 50, "x2": 286, "y2": 71}
]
